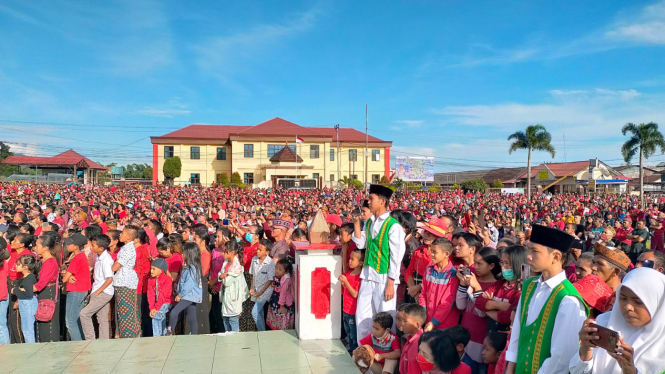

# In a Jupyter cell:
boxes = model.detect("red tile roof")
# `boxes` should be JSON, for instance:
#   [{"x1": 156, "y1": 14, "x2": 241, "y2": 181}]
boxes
[
  {"x1": 516, "y1": 161, "x2": 589, "y2": 179},
  {"x1": 2, "y1": 150, "x2": 107, "y2": 170},
  {"x1": 151, "y1": 117, "x2": 390, "y2": 144}
]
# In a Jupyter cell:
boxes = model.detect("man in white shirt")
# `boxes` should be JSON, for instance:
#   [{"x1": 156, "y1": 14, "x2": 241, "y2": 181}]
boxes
[
  {"x1": 506, "y1": 224, "x2": 588, "y2": 374},
  {"x1": 352, "y1": 184, "x2": 405, "y2": 344}
]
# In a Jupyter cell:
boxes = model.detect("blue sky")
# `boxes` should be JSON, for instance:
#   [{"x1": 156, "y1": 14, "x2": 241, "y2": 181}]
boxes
[{"x1": 2, "y1": 0, "x2": 665, "y2": 172}]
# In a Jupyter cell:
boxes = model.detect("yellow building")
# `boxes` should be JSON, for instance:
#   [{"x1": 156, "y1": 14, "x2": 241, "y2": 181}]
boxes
[{"x1": 150, "y1": 117, "x2": 392, "y2": 187}]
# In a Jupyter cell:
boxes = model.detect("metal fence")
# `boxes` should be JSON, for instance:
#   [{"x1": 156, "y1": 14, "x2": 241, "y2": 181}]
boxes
[{"x1": 4, "y1": 173, "x2": 73, "y2": 184}]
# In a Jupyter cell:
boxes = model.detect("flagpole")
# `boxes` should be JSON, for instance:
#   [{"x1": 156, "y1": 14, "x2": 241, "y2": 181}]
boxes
[{"x1": 295, "y1": 135, "x2": 298, "y2": 179}]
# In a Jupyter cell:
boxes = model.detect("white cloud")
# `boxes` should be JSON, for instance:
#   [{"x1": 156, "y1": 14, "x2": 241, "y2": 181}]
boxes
[
  {"x1": 137, "y1": 109, "x2": 191, "y2": 118},
  {"x1": 606, "y1": 1, "x2": 665, "y2": 45},
  {"x1": 4, "y1": 142, "x2": 43, "y2": 157},
  {"x1": 392, "y1": 146, "x2": 436, "y2": 158}
]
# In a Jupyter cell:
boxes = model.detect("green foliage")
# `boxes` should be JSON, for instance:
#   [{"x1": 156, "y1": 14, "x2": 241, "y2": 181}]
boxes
[
  {"x1": 621, "y1": 122, "x2": 665, "y2": 164},
  {"x1": 163, "y1": 157, "x2": 182, "y2": 184},
  {"x1": 451, "y1": 184, "x2": 460, "y2": 190},
  {"x1": 507, "y1": 124, "x2": 556, "y2": 158},
  {"x1": 491, "y1": 179, "x2": 504, "y2": 188},
  {"x1": 349, "y1": 179, "x2": 363, "y2": 189},
  {"x1": 431, "y1": 182, "x2": 440, "y2": 187},
  {"x1": 391, "y1": 178, "x2": 404, "y2": 189},
  {"x1": 0, "y1": 142, "x2": 19, "y2": 177},
  {"x1": 428, "y1": 187, "x2": 438, "y2": 192},
  {"x1": 142, "y1": 167, "x2": 152, "y2": 179},
  {"x1": 121, "y1": 163, "x2": 152, "y2": 179},
  {"x1": 230, "y1": 172, "x2": 242, "y2": 184},
  {"x1": 460, "y1": 178, "x2": 488, "y2": 192},
  {"x1": 217, "y1": 172, "x2": 229, "y2": 186},
  {"x1": 379, "y1": 175, "x2": 391, "y2": 184}
]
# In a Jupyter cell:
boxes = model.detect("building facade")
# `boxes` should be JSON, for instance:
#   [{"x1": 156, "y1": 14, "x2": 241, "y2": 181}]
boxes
[{"x1": 150, "y1": 117, "x2": 392, "y2": 187}]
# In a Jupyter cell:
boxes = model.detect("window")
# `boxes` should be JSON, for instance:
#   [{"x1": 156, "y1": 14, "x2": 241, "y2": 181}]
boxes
[
  {"x1": 164, "y1": 146, "x2": 174, "y2": 159},
  {"x1": 310, "y1": 145, "x2": 319, "y2": 159},
  {"x1": 190, "y1": 173, "x2": 200, "y2": 185},
  {"x1": 268, "y1": 144, "x2": 295, "y2": 157},
  {"x1": 349, "y1": 149, "x2": 357, "y2": 161},
  {"x1": 244, "y1": 173, "x2": 254, "y2": 185},
  {"x1": 372, "y1": 174, "x2": 380, "y2": 183},
  {"x1": 330, "y1": 174, "x2": 335, "y2": 181},
  {"x1": 330, "y1": 149, "x2": 335, "y2": 161},
  {"x1": 350, "y1": 174, "x2": 358, "y2": 180},
  {"x1": 372, "y1": 150, "x2": 380, "y2": 161},
  {"x1": 190, "y1": 147, "x2": 200, "y2": 160},
  {"x1": 244, "y1": 144, "x2": 254, "y2": 158},
  {"x1": 313, "y1": 173, "x2": 319, "y2": 179},
  {"x1": 216, "y1": 147, "x2": 226, "y2": 160}
]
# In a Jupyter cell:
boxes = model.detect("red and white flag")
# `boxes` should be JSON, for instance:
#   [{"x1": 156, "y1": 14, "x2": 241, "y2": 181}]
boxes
[{"x1": 295, "y1": 136, "x2": 304, "y2": 144}]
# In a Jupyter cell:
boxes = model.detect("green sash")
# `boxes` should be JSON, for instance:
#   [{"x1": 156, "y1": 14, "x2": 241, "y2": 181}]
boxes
[
  {"x1": 364, "y1": 216, "x2": 398, "y2": 274},
  {"x1": 515, "y1": 276, "x2": 588, "y2": 374}
]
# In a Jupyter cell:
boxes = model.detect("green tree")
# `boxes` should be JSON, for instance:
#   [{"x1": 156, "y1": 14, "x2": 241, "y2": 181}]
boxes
[
  {"x1": 491, "y1": 179, "x2": 504, "y2": 188},
  {"x1": 230, "y1": 172, "x2": 242, "y2": 184},
  {"x1": 142, "y1": 166, "x2": 153, "y2": 179},
  {"x1": 163, "y1": 157, "x2": 182, "y2": 185},
  {"x1": 391, "y1": 178, "x2": 404, "y2": 190},
  {"x1": 451, "y1": 183, "x2": 460, "y2": 190},
  {"x1": 621, "y1": 122, "x2": 665, "y2": 206},
  {"x1": 217, "y1": 172, "x2": 229, "y2": 186},
  {"x1": 460, "y1": 178, "x2": 487, "y2": 193},
  {"x1": 0, "y1": 142, "x2": 19, "y2": 177},
  {"x1": 349, "y1": 179, "x2": 363, "y2": 189},
  {"x1": 508, "y1": 124, "x2": 556, "y2": 201},
  {"x1": 379, "y1": 175, "x2": 391, "y2": 184}
]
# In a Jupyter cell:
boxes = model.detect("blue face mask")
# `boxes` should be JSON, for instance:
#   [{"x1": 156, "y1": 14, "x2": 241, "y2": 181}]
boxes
[
  {"x1": 502, "y1": 269, "x2": 516, "y2": 281},
  {"x1": 245, "y1": 233, "x2": 253, "y2": 242},
  {"x1": 235, "y1": 236, "x2": 242, "y2": 243}
]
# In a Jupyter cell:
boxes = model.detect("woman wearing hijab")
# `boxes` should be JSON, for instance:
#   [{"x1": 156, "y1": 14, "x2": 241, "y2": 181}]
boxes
[{"x1": 570, "y1": 267, "x2": 665, "y2": 374}]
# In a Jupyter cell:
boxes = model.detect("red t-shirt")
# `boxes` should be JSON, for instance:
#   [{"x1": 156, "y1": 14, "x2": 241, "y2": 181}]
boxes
[
  {"x1": 67, "y1": 252, "x2": 92, "y2": 292},
  {"x1": 166, "y1": 253, "x2": 183, "y2": 274},
  {"x1": 359, "y1": 333, "x2": 400, "y2": 366},
  {"x1": 201, "y1": 248, "x2": 211, "y2": 276},
  {"x1": 134, "y1": 244, "x2": 151, "y2": 294},
  {"x1": 342, "y1": 270, "x2": 361, "y2": 315},
  {"x1": 0, "y1": 261, "x2": 8, "y2": 301},
  {"x1": 243, "y1": 243, "x2": 258, "y2": 272}
]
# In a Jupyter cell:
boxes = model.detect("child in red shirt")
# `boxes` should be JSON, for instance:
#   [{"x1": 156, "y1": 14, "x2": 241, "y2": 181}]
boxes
[
  {"x1": 397, "y1": 304, "x2": 427, "y2": 374},
  {"x1": 355, "y1": 312, "x2": 401, "y2": 374},
  {"x1": 339, "y1": 248, "x2": 362, "y2": 352},
  {"x1": 148, "y1": 258, "x2": 172, "y2": 337},
  {"x1": 62, "y1": 233, "x2": 92, "y2": 341}
]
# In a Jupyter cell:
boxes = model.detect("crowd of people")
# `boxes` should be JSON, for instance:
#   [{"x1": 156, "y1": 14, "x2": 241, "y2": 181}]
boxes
[{"x1": 0, "y1": 182, "x2": 664, "y2": 374}]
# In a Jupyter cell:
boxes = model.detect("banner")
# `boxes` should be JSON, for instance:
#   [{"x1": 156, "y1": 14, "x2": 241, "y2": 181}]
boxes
[
  {"x1": 538, "y1": 170, "x2": 549, "y2": 180},
  {"x1": 394, "y1": 157, "x2": 434, "y2": 182}
]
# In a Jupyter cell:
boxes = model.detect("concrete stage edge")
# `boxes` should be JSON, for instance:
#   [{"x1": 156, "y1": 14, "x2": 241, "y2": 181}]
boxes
[{"x1": 0, "y1": 330, "x2": 359, "y2": 374}]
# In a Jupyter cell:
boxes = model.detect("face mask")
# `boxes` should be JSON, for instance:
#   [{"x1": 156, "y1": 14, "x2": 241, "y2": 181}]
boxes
[
  {"x1": 235, "y1": 237, "x2": 242, "y2": 243},
  {"x1": 502, "y1": 269, "x2": 516, "y2": 281},
  {"x1": 416, "y1": 353, "x2": 435, "y2": 372},
  {"x1": 245, "y1": 233, "x2": 253, "y2": 242}
]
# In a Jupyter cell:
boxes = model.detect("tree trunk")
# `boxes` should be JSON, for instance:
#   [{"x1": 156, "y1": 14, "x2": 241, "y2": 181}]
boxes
[
  {"x1": 640, "y1": 147, "x2": 644, "y2": 208},
  {"x1": 527, "y1": 148, "x2": 532, "y2": 202}
]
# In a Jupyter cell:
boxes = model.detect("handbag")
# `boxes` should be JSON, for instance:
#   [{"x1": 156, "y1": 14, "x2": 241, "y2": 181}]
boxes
[{"x1": 35, "y1": 279, "x2": 58, "y2": 322}]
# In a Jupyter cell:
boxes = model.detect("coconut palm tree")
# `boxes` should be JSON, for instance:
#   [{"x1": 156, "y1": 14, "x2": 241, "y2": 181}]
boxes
[
  {"x1": 621, "y1": 122, "x2": 665, "y2": 207},
  {"x1": 508, "y1": 124, "x2": 556, "y2": 201}
]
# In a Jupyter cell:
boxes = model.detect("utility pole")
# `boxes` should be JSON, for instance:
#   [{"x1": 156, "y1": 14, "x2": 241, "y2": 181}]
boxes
[
  {"x1": 365, "y1": 105, "x2": 368, "y2": 188},
  {"x1": 335, "y1": 124, "x2": 341, "y2": 185}
]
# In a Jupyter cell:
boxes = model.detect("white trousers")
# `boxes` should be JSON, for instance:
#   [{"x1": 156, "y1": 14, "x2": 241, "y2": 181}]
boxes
[{"x1": 355, "y1": 279, "x2": 398, "y2": 344}]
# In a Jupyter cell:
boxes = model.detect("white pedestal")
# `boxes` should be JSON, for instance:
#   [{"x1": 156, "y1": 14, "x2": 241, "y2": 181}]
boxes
[{"x1": 295, "y1": 249, "x2": 343, "y2": 340}]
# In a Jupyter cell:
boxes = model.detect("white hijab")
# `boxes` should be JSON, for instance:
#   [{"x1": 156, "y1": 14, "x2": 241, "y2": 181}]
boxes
[{"x1": 593, "y1": 267, "x2": 665, "y2": 374}]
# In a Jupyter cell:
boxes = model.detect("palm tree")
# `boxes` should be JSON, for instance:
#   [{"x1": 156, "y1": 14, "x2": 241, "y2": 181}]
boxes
[
  {"x1": 621, "y1": 122, "x2": 665, "y2": 207},
  {"x1": 508, "y1": 125, "x2": 556, "y2": 201}
]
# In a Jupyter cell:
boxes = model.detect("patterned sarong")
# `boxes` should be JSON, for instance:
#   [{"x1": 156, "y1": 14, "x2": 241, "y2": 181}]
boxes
[{"x1": 115, "y1": 287, "x2": 140, "y2": 338}]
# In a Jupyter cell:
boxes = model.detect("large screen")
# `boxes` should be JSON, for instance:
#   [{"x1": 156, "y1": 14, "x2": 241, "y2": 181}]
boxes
[{"x1": 394, "y1": 157, "x2": 434, "y2": 182}]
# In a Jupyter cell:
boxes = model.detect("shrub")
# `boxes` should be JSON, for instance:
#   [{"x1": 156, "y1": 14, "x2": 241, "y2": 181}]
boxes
[
  {"x1": 491, "y1": 179, "x2": 504, "y2": 188},
  {"x1": 460, "y1": 178, "x2": 487, "y2": 193},
  {"x1": 163, "y1": 157, "x2": 182, "y2": 185}
]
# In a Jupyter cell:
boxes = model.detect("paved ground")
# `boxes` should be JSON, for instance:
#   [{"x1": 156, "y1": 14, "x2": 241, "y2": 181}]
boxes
[{"x1": 0, "y1": 330, "x2": 360, "y2": 374}]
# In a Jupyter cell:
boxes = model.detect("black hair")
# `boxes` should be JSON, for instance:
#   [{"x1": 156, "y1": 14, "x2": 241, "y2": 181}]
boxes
[
  {"x1": 16, "y1": 212, "x2": 28, "y2": 224},
  {"x1": 91, "y1": 235, "x2": 111, "y2": 250},
  {"x1": 156, "y1": 236, "x2": 171, "y2": 252},
  {"x1": 149, "y1": 219, "x2": 162, "y2": 234},
  {"x1": 444, "y1": 215, "x2": 458, "y2": 229},
  {"x1": 291, "y1": 228, "x2": 308, "y2": 241},
  {"x1": 418, "y1": 330, "x2": 461, "y2": 372},
  {"x1": 0, "y1": 237, "x2": 9, "y2": 264},
  {"x1": 372, "y1": 312, "x2": 393, "y2": 330},
  {"x1": 641, "y1": 250, "x2": 665, "y2": 269},
  {"x1": 192, "y1": 223, "x2": 210, "y2": 246},
  {"x1": 5, "y1": 224, "x2": 20, "y2": 243},
  {"x1": 339, "y1": 222, "x2": 354, "y2": 236},
  {"x1": 497, "y1": 237, "x2": 515, "y2": 248},
  {"x1": 224, "y1": 239, "x2": 240, "y2": 254},
  {"x1": 136, "y1": 228, "x2": 149, "y2": 245},
  {"x1": 84, "y1": 224, "x2": 103, "y2": 241},
  {"x1": 123, "y1": 225, "x2": 140, "y2": 241},
  {"x1": 477, "y1": 247, "x2": 502, "y2": 279},
  {"x1": 431, "y1": 237, "x2": 453, "y2": 254},
  {"x1": 19, "y1": 223, "x2": 34, "y2": 235},
  {"x1": 503, "y1": 245, "x2": 529, "y2": 279},
  {"x1": 277, "y1": 256, "x2": 294, "y2": 274},
  {"x1": 459, "y1": 232, "x2": 482, "y2": 252},
  {"x1": 253, "y1": 225, "x2": 265, "y2": 240},
  {"x1": 484, "y1": 331, "x2": 508, "y2": 354},
  {"x1": 107, "y1": 229, "x2": 121, "y2": 242},
  {"x1": 16, "y1": 254, "x2": 41, "y2": 281},
  {"x1": 442, "y1": 325, "x2": 471, "y2": 347},
  {"x1": 37, "y1": 233, "x2": 61, "y2": 267},
  {"x1": 15, "y1": 232, "x2": 36, "y2": 249},
  {"x1": 182, "y1": 242, "x2": 202, "y2": 286},
  {"x1": 350, "y1": 247, "x2": 365, "y2": 262},
  {"x1": 48, "y1": 223, "x2": 60, "y2": 232},
  {"x1": 401, "y1": 303, "x2": 426, "y2": 324},
  {"x1": 259, "y1": 238, "x2": 273, "y2": 253}
]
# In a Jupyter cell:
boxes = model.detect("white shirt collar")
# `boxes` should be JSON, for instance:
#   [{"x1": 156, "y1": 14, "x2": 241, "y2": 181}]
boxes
[{"x1": 536, "y1": 269, "x2": 567, "y2": 290}]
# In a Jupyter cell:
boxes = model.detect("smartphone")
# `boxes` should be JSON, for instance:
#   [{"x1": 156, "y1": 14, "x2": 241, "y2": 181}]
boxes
[
  {"x1": 642, "y1": 259, "x2": 655, "y2": 268},
  {"x1": 589, "y1": 323, "x2": 619, "y2": 353},
  {"x1": 478, "y1": 209, "x2": 486, "y2": 228},
  {"x1": 521, "y1": 264, "x2": 531, "y2": 280},
  {"x1": 222, "y1": 219, "x2": 230, "y2": 225},
  {"x1": 464, "y1": 212, "x2": 471, "y2": 227},
  {"x1": 463, "y1": 267, "x2": 471, "y2": 276}
]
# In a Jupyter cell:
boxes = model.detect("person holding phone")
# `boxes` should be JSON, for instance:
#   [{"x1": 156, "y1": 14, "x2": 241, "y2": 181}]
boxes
[
  {"x1": 505, "y1": 225, "x2": 588, "y2": 374},
  {"x1": 570, "y1": 267, "x2": 665, "y2": 374}
]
